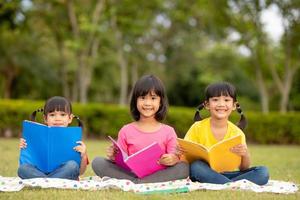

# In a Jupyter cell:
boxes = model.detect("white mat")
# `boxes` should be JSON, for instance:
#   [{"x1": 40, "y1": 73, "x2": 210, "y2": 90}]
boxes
[{"x1": 0, "y1": 176, "x2": 298, "y2": 194}]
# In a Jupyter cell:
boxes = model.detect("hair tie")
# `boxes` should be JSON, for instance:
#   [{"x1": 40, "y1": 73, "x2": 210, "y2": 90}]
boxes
[
  {"x1": 196, "y1": 102, "x2": 205, "y2": 112},
  {"x1": 37, "y1": 108, "x2": 44, "y2": 113}
]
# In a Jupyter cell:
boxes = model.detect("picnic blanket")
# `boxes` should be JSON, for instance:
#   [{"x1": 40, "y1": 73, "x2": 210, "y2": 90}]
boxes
[{"x1": 0, "y1": 176, "x2": 298, "y2": 194}]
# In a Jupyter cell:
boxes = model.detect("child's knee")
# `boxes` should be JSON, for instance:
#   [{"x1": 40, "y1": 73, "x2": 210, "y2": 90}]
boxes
[
  {"x1": 190, "y1": 160, "x2": 208, "y2": 172},
  {"x1": 65, "y1": 160, "x2": 80, "y2": 172},
  {"x1": 256, "y1": 166, "x2": 269, "y2": 185},
  {"x1": 91, "y1": 157, "x2": 107, "y2": 173},
  {"x1": 177, "y1": 161, "x2": 190, "y2": 178},
  {"x1": 190, "y1": 160, "x2": 210, "y2": 179},
  {"x1": 91, "y1": 157, "x2": 101, "y2": 169},
  {"x1": 17, "y1": 164, "x2": 27, "y2": 177}
]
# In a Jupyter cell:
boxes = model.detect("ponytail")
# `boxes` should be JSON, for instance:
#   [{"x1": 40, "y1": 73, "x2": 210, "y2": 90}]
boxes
[
  {"x1": 30, "y1": 108, "x2": 44, "y2": 121},
  {"x1": 73, "y1": 115, "x2": 84, "y2": 128},
  {"x1": 236, "y1": 103, "x2": 247, "y2": 130},
  {"x1": 194, "y1": 102, "x2": 205, "y2": 122}
]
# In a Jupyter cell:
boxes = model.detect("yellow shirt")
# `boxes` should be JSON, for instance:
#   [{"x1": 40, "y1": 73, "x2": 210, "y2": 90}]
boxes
[{"x1": 184, "y1": 118, "x2": 246, "y2": 148}]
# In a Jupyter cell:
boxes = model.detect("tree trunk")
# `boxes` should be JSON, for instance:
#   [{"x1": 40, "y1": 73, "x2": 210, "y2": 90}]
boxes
[
  {"x1": 2, "y1": 64, "x2": 17, "y2": 99},
  {"x1": 3, "y1": 69, "x2": 14, "y2": 99},
  {"x1": 131, "y1": 63, "x2": 138, "y2": 88},
  {"x1": 56, "y1": 39, "x2": 70, "y2": 99},
  {"x1": 267, "y1": 28, "x2": 298, "y2": 113},
  {"x1": 252, "y1": 48, "x2": 269, "y2": 113},
  {"x1": 77, "y1": 53, "x2": 89, "y2": 104},
  {"x1": 67, "y1": 0, "x2": 104, "y2": 103},
  {"x1": 256, "y1": 66, "x2": 269, "y2": 113},
  {"x1": 280, "y1": 68, "x2": 295, "y2": 113},
  {"x1": 111, "y1": 13, "x2": 128, "y2": 106},
  {"x1": 118, "y1": 44, "x2": 128, "y2": 106},
  {"x1": 71, "y1": 79, "x2": 78, "y2": 102}
]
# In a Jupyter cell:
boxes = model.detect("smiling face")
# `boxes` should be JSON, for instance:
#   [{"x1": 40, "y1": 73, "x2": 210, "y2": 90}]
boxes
[
  {"x1": 44, "y1": 110, "x2": 73, "y2": 127},
  {"x1": 205, "y1": 95, "x2": 236, "y2": 120},
  {"x1": 136, "y1": 90, "x2": 161, "y2": 120}
]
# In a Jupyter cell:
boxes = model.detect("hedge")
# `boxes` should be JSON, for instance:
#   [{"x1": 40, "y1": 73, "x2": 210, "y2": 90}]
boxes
[{"x1": 0, "y1": 99, "x2": 299, "y2": 144}]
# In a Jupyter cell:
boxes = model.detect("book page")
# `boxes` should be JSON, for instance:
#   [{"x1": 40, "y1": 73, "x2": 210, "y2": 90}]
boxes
[
  {"x1": 48, "y1": 126, "x2": 82, "y2": 172},
  {"x1": 177, "y1": 138, "x2": 209, "y2": 163},
  {"x1": 125, "y1": 142, "x2": 165, "y2": 178},
  {"x1": 208, "y1": 134, "x2": 242, "y2": 172},
  {"x1": 108, "y1": 136, "x2": 130, "y2": 171},
  {"x1": 108, "y1": 136, "x2": 165, "y2": 178},
  {"x1": 125, "y1": 142, "x2": 156, "y2": 160},
  {"x1": 20, "y1": 120, "x2": 48, "y2": 172}
]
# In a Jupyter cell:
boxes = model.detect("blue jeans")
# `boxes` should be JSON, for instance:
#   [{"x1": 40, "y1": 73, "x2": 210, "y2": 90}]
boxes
[
  {"x1": 190, "y1": 160, "x2": 269, "y2": 185},
  {"x1": 18, "y1": 160, "x2": 80, "y2": 180}
]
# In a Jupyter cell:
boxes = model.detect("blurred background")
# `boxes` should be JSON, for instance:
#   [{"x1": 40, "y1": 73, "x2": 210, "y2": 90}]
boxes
[{"x1": 0, "y1": 0, "x2": 300, "y2": 142}]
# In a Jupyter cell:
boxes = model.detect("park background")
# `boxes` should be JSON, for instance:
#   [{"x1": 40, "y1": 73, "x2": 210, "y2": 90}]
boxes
[{"x1": 0, "y1": 0, "x2": 299, "y2": 199}]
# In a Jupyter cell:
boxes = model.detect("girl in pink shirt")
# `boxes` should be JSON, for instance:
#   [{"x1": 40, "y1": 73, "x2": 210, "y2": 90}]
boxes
[{"x1": 92, "y1": 75, "x2": 189, "y2": 183}]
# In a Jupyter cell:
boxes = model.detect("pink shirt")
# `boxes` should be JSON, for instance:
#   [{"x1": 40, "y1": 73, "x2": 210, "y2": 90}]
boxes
[{"x1": 117, "y1": 122, "x2": 178, "y2": 156}]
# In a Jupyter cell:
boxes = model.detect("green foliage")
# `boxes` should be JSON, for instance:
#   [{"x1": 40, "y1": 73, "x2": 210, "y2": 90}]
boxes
[
  {"x1": 72, "y1": 103, "x2": 132, "y2": 138},
  {"x1": 245, "y1": 112, "x2": 300, "y2": 144},
  {"x1": 1, "y1": 0, "x2": 300, "y2": 111},
  {"x1": 1, "y1": 99, "x2": 300, "y2": 144}
]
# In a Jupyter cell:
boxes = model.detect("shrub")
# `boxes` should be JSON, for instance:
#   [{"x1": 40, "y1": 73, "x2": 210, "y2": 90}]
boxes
[{"x1": 0, "y1": 99, "x2": 299, "y2": 144}]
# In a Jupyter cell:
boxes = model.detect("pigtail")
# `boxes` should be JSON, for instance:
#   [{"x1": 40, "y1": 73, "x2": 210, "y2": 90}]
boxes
[
  {"x1": 236, "y1": 103, "x2": 247, "y2": 130},
  {"x1": 30, "y1": 108, "x2": 44, "y2": 121},
  {"x1": 73, "y1": 115, "x2": 84, "y2": 128},
  {"x1": 194, "y1": 103, "x2": 205, "y2": 122}
]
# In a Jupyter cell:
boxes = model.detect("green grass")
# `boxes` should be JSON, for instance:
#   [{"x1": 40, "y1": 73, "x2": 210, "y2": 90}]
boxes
[{"x1": 0, "y1": 139, "x2": 299, "y2": 199}]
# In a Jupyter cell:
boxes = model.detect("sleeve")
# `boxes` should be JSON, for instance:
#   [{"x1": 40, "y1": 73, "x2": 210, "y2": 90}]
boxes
[
  {"x1": 117, "y1": 126, "x2": 129, "y2": 154},
  {"x1": 184, "y1": 122, "x2": 197, "y2": 142},
  {"x1": 241, "y1": 132, "x2": 246, "y2": 145},
  {"x1": 235, "y1": 125, "x2": 247, "y2": 145},
  {"x1": 165, "y1": 127, "x2": 178, "y2": 154}
]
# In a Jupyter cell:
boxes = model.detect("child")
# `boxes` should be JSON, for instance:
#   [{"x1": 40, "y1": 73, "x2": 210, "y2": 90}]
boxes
[
  {"x1": 92, "y1": 74, "x2": 189, "y2": 183},
  {"x1": 18, "y1": 96, "x2": 89, "y2": 180},
  {"x1": 184, "y1": 82, "x2": 269, "y2": 185}
]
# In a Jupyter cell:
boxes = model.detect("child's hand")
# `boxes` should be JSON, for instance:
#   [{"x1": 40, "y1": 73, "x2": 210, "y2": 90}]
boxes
[
  {"x1": 159, "y1": 154, "x2": 179, "y2": 166},
  {"x1": 230, "y1": 144, "x2": 248, "y2": 156},
  {"x1": 176, "y1": 144, "x2": 186, "y2": 156},
  {"x1": 106, "y1": 144, "x2": 118, "y2": 161},
  {"x1": 19, "y1": 138, "x2": 27, "y2": 149},
  {"x1": 74, "y1": 141, "x2": 87, "y2": 158}
]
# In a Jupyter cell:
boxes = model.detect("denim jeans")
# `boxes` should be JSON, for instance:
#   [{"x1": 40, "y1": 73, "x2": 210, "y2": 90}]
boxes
[
  {"x1": 18, "y1": 160, "x2": 80, "y2": 180},
  {"x1": 190, "y1": 160, "x2": 269, "y2": 185}
]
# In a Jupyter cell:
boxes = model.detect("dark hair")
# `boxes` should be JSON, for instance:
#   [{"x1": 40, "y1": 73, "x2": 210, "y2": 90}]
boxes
[
  {"x1": 194, "y1": 82, "x2": 247, "y2": 130},
  {"x1": 30, "y1": 96, "x2": 83, "y2": 127},
  {"x1": 130, "y1": 74, "x2": 168, "y2": 121}
]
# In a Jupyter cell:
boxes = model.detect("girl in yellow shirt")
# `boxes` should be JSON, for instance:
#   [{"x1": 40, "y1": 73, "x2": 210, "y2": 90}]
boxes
[{"x1": 185, "y1": 82, "x2": 269, "y2": 185}]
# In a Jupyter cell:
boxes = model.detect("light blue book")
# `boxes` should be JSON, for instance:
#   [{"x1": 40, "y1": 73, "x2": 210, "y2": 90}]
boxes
[{"x1": 19, "y1": 120, "x2": 82, "y2": 173}]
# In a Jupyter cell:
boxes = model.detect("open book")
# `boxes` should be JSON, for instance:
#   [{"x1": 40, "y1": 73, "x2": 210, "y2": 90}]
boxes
[
  {"x1": 19, "y1": 120, "x2": 82, "y2": 173},
  {"x1": 177, "y1": 134, "x2": 242, "y2": 172},
  {"x1": 108, "y1": 136, "x2": 166, "y2": 178}
]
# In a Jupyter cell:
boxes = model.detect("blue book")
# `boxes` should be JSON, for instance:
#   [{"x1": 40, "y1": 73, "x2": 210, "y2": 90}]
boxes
[{"x1": 19, "y1": 120, "x2": 82, "y2": 173}]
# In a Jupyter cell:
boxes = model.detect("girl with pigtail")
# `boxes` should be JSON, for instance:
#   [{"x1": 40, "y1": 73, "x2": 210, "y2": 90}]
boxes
[
  {"x1": 18, "y1": 96, "x2": 89, "y2": 180},
  {"x1": 184, "y1": 82, "x2": 269, "y2": 185}
]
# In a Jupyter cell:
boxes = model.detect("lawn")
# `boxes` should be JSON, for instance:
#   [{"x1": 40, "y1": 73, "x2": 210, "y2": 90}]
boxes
[{"x1": 0, "y1": 139, "x2": 299, "y2": 199}]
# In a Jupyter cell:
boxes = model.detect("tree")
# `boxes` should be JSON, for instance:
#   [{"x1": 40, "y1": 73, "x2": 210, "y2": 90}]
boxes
[
  {"x1": 229, "y1": 0, "x2": 272, "y2": 113},
  {"x1": 106, "y1": 0, "x2": 163, "y2": 105},
  {"x1": 266, "y1": 0, "x2": 300, "y2": 112},
  {"x1": 67, "y1": 0, "x2": 105, "y2": 103}
]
